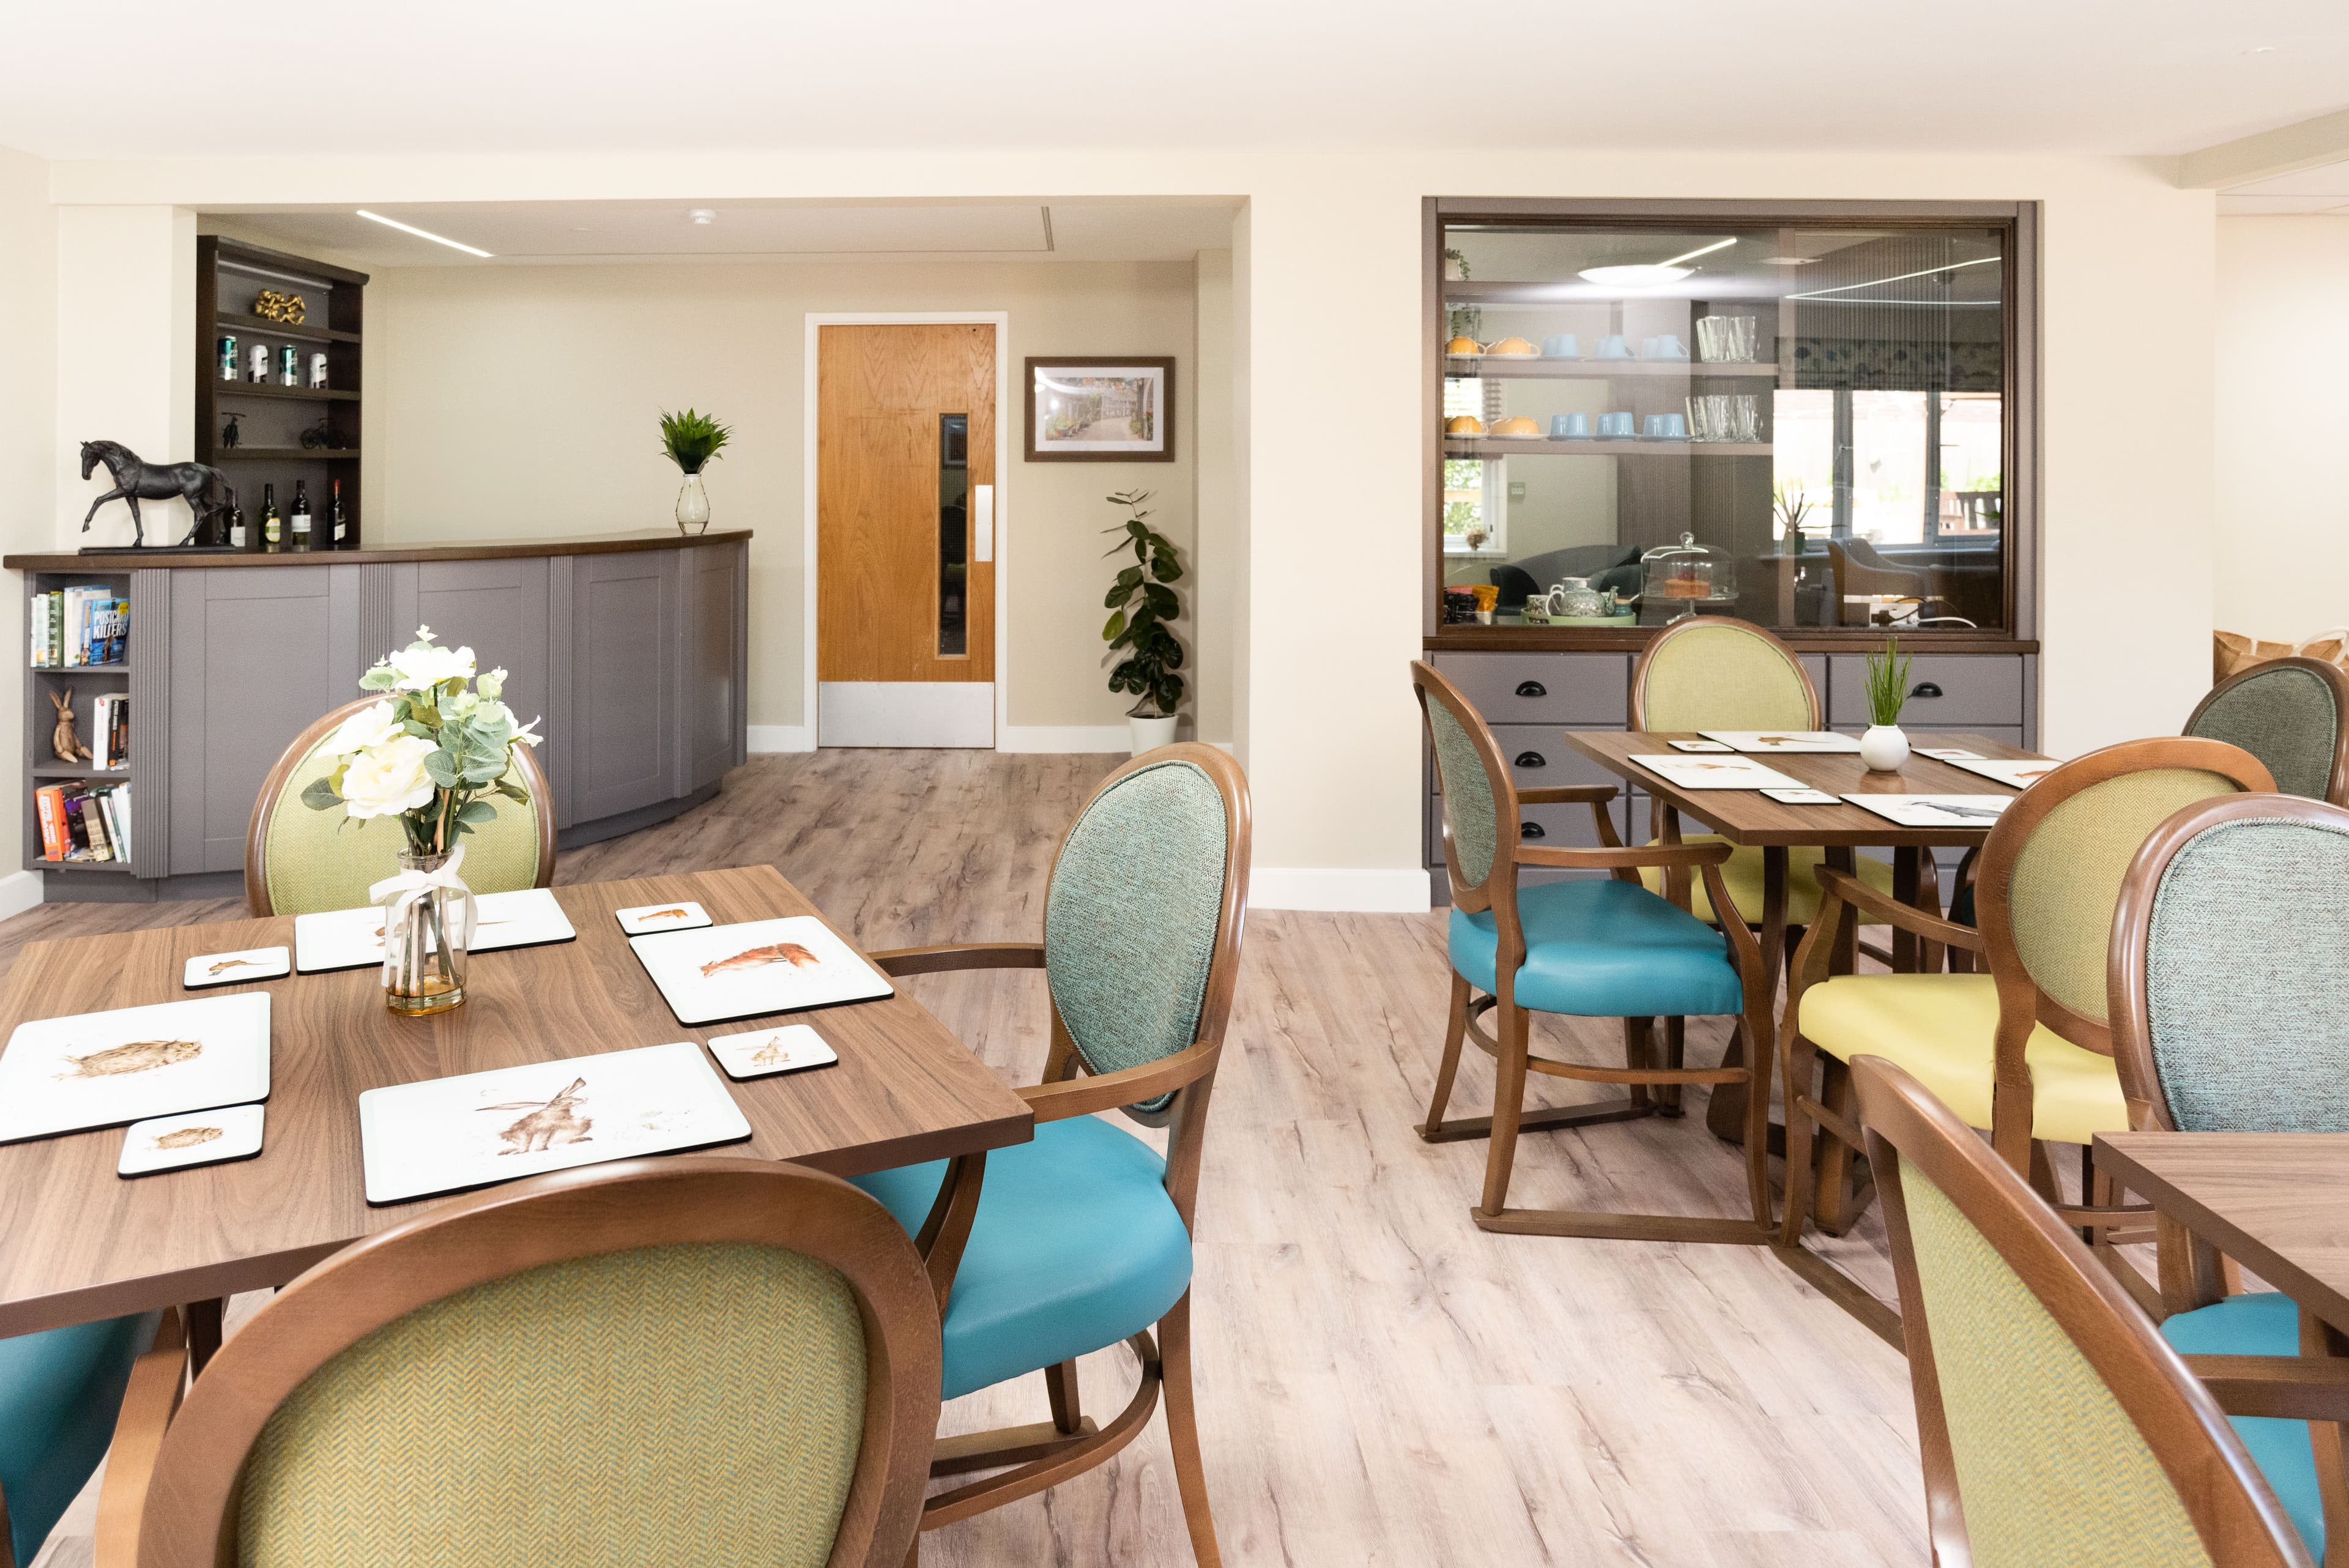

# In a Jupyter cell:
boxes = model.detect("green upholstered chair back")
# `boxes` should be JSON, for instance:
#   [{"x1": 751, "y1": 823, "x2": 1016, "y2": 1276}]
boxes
[
  {"x1": 1857, "y1": 1057, "x2": 2310, "y2": 1568},
  {"x1": 1630, "y1": 619, "x2": 1818, "y2": 733},
  {"x1": 1044, "y1": 754, "x2": 1235, "y2": 1119},
  {"x1": 2130, "y1": 804, "x2": 2349, "y2": 1133},
  {"x1": 239, "y1": 1243, "x2": 866, "y2": 1568},
  {"x1": 1991, "y1": 760, "x2": 2255, "y2": 1030},
  {"x1": 2184, "y1": 658, "x2": 2349, "y2": 804},
  {"x1": 251, "y1": 697, "x2": 551, "y2": 915}
]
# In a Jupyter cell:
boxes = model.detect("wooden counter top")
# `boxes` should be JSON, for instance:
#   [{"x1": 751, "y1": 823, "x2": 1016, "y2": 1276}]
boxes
[{"x1": 4, "y1": 528, "x2": 750, "y2": 573}]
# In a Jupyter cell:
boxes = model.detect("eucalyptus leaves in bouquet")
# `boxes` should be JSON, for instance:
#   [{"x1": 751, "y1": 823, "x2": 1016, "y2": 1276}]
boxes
[{"x1": 302, "y1": 626, "x2": 543, "y2": 857}]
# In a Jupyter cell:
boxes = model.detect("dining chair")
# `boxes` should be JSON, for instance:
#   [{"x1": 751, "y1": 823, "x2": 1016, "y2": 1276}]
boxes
[
  {"x1": 2183, "y1": 655, "x2": 2349, "y2": 806},
  {"x1": 1778, "y1": 737, "x2": 2274, "y2": 1340},
  {"x1": 243, "y1": 694, "x2": 555, "y2": 915},
  {"x1": 0, "y1": 1312, "x2": 160, "y2": 1568},
  {"x1": 109, "y1": 1157, "x2": 940, "y2": 1568},
  {"x1": 2107, "y1": 792, "x2": 2349, "y2": 1562},
  {"x1": 848, "y1": 743, "x2": 1248, "y2": 1566},
  {"x1": 1412, "y1": 661, "x2": 1778, "y2": 1243},
  {"x1": 1852, "y1": 1055, "x2": 2314, "y2": 1568}
]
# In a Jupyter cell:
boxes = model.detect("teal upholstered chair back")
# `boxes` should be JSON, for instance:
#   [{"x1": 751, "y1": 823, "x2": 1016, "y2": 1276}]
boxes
[
  {"x1": 2111, "y1": 797, "x2": 2349, "y2": 1135},
  {"x1": 1630, "y1": 617, "x2": 1819, "y2": 734},
  {"x1": 1856, "y1": 1057, "x2": 2311, "y2": 1568},
  {"x1": 1044, "y1": 750, "x2": 1241, "y2": 1122},
  {"x1": 2184, "y1": 658, "x2": 2349, "y2": 805},
  {"x1": 248, "y1": 696, "x2": 554, "y2": 916},
  {"x1": 0, "y1": 1312, "x2": 160, "y2": 1568},
  {"x1": 1411, "y1": 662, "x2": 1518, "y2": 907},
  {"x1": 141, "y1": 1161, "x2": 939, "y2": 1568}
]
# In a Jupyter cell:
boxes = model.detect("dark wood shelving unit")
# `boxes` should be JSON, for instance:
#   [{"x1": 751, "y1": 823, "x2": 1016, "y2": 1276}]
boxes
[{"x1": 196, "y1": 237, "x2": 369, "y2": 551}]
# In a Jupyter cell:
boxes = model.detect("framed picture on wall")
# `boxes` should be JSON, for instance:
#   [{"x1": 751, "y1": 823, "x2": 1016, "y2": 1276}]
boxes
[{"x1": 1023, "y1": 356, "x2": 1176, "y2": 462}]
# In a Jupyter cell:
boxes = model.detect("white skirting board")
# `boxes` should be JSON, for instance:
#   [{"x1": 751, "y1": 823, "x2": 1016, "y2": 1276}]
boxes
[
  {"x1": 1250, "y1": 867, "x2": 1432, "y2": 914},
  {"x1": 0, "y1": 868, "x2": 44, "y2": 920},
  {"x1": 818, "y1": 682, "x2": 994, "y2": 749},
  {"x1": 746, "y1": 726, "x2": 815, "y2": 754},
  {"x1": 996, "y1": 726, "x2": 1132, "y2": 754}
]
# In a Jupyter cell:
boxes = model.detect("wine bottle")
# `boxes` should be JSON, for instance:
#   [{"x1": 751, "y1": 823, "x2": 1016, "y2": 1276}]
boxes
[
  {"x1": 289, "y1": 480, "x2": 313, "y2": 551},
  {"x1": 261, "y1": 483, "x2": 282, "y2": 552},
  {"x1": 330, "y1": 479, "x2": 347, "y2": 544},
  {"x1": 228, "y1": 505, "x2": 247, "y2": 551}
]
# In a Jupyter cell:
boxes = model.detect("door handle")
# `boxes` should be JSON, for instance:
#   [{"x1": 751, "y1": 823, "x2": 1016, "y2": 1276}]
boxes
[
  {"x1": 1514, "y1": 751, "x2": 1546, "y2": 769},
  {"x1": 1515, "y1": 680, "x2": 1547, "y2": 697},
  {"x1": 1520, "y1": 820, "x2": 1546, "y2": 839},
  {"x1": 1912, "y1": 681, "x2": 1943, "y2": 699}
]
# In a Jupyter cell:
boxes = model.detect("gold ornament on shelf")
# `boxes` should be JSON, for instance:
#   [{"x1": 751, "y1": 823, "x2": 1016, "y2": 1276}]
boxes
[{"x1": 252, "y1": 289, "x2": 306, "y2": 325}]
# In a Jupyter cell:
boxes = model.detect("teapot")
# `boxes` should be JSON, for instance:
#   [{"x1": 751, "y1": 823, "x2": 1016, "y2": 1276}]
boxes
[{"x1": 1543, "y1": 578, "x2": 1613, "y2": 619}]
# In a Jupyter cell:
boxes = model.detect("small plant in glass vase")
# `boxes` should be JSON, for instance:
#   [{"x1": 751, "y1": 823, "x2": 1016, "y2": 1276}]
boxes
[
  {"x1": 1859, "y1": 634, "x2": 1913, "y2": 773},
  {"x1": 659, "y1": 407, "x2": 730, "y2": 535},
  {"x1": 302, "y1": 627, "x2": 543, "y2": 1015},
  {"x1": 1100, "y1": 489, "x2": 1186, "y2": 756}
]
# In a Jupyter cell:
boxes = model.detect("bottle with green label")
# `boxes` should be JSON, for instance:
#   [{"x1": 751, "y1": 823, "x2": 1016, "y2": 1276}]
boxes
[{"x1": 261, "y1": 484, "x2": 282, "y2": 551}]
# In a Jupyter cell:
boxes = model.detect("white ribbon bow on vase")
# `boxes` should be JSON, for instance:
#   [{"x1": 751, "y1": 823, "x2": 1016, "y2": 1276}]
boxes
[{"x1": 368, "y1": 844, "x2": 478, "y2": 982}]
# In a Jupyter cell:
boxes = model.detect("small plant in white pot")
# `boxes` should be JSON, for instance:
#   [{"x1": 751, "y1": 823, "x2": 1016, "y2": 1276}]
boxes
[
  {"x1": 1100, "y1": 489, "x2": 1185, "y2": 755},
  {"x1": 1860, "y1": 636, "x2": 1913, "y2": 773}
]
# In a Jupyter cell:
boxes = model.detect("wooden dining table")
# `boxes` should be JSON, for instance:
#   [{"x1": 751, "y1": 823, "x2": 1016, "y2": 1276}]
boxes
[
  {"x1": 1560, "y1": 730, "x2": 2054, "y2": 1139},
  {"x1": 0, "y1": 863, "x2": 1033, "y2": 1342}
]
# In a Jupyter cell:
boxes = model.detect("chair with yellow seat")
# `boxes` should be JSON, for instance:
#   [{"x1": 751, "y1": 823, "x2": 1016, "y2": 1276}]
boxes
[
  {"x1": 1852, "y1": 1055, "x2": 2314, "y2": 1567},
  {"x1": 1776, "y1": 736, "x2": 2274, "y2": 1340},
  {"x1": 243, "y1": 696, "x2": 555, "y2": 916}
]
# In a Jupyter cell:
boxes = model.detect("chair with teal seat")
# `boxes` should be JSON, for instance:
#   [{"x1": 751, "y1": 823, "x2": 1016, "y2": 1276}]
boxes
[
  {"x1": 2184, "y1": 656, "x2": 2349, "y2": 806},
  {"x1": 2108, "y1": 792, "x2": 2349, "y2": 1563},
  {"x1": 850, "y1": 743, "x2": 1249, "y2": 1565},
  {"x1": 1411, "y1": 660, "x2": 1778, "y2": 1243},
  {"x1": 1852, "y1": 1054, "x2": 2312, "y2": 1567},
  {"x1": 106, "y1": 1157, "x2": 940, "y2": 1568},
  {"x1": 0, "y1": 1311, "x2": 159, "y2": 1568},
  {"x1": 244, "y1": 696, "x2": 555, "y2": 916}
]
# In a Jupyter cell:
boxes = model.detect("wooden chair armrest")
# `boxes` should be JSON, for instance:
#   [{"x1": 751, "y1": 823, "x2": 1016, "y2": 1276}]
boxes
[
  {"x1": 2186, "y1": 1354, "x2": 2349, "y2": 1421},
  {"x1": 1515, "y1": 841, "x2": 1733, "y2": 872},
  {"x1": 1019, "y1": 1040, "x2": 1220, "y2": 1122},
  {"x1": 1516, "y1": 785, "x2": 1616, "y2": 806},
  {"x1": 872, "y1": 942, "x2": 1048, "y2": 977},
  {"x1": 1813, "y1": 866, "x2": 1987, "y2": 953},
  {"x1": 95, "y1": 1307, "x2": 188, "y2": 1568}
]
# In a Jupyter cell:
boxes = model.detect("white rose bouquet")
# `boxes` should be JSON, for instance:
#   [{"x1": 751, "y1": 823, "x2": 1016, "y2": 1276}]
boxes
[{"x1": 302, "y1": 625, "x2": 543, "y2": 858}]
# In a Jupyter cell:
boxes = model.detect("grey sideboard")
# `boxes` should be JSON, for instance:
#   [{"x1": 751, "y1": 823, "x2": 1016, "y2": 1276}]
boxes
[
  {"x1": 10, "y1": 530, "x2": 749, "y2": 902},
  {"x1": 1425, "y1": 644, "x2": 2038, "y2": 906}
]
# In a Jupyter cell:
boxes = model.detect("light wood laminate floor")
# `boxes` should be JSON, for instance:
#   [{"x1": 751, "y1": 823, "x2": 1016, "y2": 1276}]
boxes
[{"x1": 23, "y1": 751, "x2": 1924, "y2": 1568}]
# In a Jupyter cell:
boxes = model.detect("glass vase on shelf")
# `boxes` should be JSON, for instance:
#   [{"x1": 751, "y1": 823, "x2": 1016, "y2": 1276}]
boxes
[
  {"x1": 675, "y1": 471, "x2": 711, "y2": 535},
  {"x1": 381, "y1": 847, "x2": 471, "y2": 1016}
]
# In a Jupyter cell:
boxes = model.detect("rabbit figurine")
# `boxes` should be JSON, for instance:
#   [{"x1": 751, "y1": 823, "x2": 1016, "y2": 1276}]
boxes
[{"x1": 50, "y1": 689, "x2": 91, "y2": 764}]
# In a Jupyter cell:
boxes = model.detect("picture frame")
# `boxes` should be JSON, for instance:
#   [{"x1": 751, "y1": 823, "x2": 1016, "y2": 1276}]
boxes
[{"x1": 1023, "y1": 356, "x2": 1176, "y2": 463}]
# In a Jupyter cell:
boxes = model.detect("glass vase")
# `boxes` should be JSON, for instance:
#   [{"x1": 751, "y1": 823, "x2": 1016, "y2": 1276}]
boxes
[
  {"x1": 675, "y1": 471, "x2": 711, "y2": 535},
  {"x1": 384, "y1": 847, "x2": 470, "y2": 1016}
]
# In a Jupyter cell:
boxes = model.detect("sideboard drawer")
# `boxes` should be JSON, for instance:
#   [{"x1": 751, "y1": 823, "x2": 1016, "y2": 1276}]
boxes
[
  {"x1": 1431, "y1": 652, "x2": 1628, "y2": 726},
  {"x1": 1829, "y1": 654, "x2": 2023, "y2": 729}
]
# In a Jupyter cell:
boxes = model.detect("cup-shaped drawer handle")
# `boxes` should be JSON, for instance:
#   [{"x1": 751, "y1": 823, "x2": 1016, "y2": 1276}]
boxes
[
  {"x1": 1515, "y1": 680, "x2": 1548, "y2": 697},
  {"x1": 1912, "y1": 681, "x2": 1944, "y2": 699},
  {"x1": 1514, "y1": 751, "x2": 1546, "y2": 769},
  {"x1": 1520, "y1": 820, "x2": 1546, "y2": 839}
]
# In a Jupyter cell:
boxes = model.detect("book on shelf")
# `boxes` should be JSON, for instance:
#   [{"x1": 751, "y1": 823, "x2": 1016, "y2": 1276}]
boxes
[
  {"x1": 34, "y1": 781, "x2": 132, "y2": 864},
  {"x1": 27, "y1": 588, "x2": 129, "y2": 668},
  {"x1": 87, "y1": 693, "x2": 129, "y2": 770}
]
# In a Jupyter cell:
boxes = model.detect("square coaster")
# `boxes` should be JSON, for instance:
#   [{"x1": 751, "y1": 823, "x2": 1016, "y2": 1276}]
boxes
[
  {"x1": 1917, "y1": 747, "x2": 1983, "y2": 761},
  {"x1": 1761, "y1": 787, "x2": 1840, "y2": 804},
  {"x1": 705, "y1": 1024, "x2": 839, "y2": 1082},
  {"x1": 119, "y1": 1103, "x2": 265, "y2": 1177},
  {"x1": 184, "y1": 945, "x2": 290, "y2": 990},
  {"x1": 616, "y1": 901, "x2": 713, "y2": 937}
]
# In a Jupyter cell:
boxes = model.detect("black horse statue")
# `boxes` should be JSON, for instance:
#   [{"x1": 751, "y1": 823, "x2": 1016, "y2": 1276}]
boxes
[{"x1": 79, "y1": 440, "x2": 236, "y2": 548}]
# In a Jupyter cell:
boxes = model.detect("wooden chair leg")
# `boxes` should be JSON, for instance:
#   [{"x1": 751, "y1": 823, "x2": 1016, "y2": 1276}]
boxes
[
  {"x1": 1160, "y1": 1290, "x2": 1223, "y2": 1567},
  {"x1": 1738, "y1": 1019, "x2": 1773, "y2": 1228},
  {"x1": 1811, "y1": 1055, "x2": 1872, "y2": 1235},
  {"x1": 1623, "y1": 1016, "x2": 1653, "y2": 1112},
  {"x1": 1656, "y1": 1016, "x2": 1686, "y2": 1117},
  {"x1": 1045, "y1": 1359, "x2": 1083, "y2": 1436},
  {"x1": 1478, "y1": 1000, "x2": 1531, "y2": 1217},
  {"x1": 1419, "y1": 974, "x2": 1472, "y2": 1139},
  {"x1": 1778, "y1": 1028, "x2": 1821, "y2": 1247}
]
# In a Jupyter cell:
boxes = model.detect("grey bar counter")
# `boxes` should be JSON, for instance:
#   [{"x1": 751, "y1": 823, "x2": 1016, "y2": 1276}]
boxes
[{"x1": 7, "y1": 530, "x2": 749, "y2": 902}]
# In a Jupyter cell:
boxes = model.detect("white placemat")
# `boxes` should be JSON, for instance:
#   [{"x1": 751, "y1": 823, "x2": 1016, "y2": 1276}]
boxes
[
  {"x1": 1632, "y1": 754, "x2": 1808, "y2": 791},
  {"x1": 1840, "y1": 794, "x2": 2016, "y2": 828},
  {"x1": 1699, "y1": 730, "x2": 1864, "y2": 754},
  {"x1": 0, "y1": 992, "x2": 271, "y2": 1143},
  {"x1": 629, "y1": 916, "x2": 894, "y2": 1027}
]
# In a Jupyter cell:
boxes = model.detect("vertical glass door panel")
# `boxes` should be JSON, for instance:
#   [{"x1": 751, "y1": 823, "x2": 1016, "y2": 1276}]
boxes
[{"x1": 938, "y1": 414, "x2": 968, "y2": 657}]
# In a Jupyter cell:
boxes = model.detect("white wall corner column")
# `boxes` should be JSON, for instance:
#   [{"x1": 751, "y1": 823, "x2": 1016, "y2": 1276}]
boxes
[{"x1": 56, "y1": 206, "x2": 195, "y2": 550}]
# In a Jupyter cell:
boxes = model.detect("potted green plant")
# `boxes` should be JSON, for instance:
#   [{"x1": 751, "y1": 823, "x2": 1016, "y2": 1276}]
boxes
[
  {"x1": 658, "y1": 408, "x2": 730, "y2": 534},
  {"x1": 1859, "y1": 636, "x2": 1913, "y2": 773},
  {"x1": 1100, "y1": 488, "x2": 1185, "y2": 754}
]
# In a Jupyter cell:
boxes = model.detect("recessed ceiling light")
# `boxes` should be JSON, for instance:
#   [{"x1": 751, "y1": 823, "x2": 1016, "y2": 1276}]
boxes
[
  {"x1": 1578, "y1": 236, "x2": 1735, "y2": 289},
  {"x1": 355, "y1": 209, "x2": 493, "y2": 258},
  {"x1": 2244, "y1": 44, "x2": 2277, "y2": 53},
  {"x1": 689, "y1": 209, "x2": 716, "y2": 225}
]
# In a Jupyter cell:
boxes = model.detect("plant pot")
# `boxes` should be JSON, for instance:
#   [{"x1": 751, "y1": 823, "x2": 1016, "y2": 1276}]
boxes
[
  {"x1": 675, "y1": 471, "x2": 711, "y2": 535},
  {"x1": 383, "y1": 847, "x2": 471, "y2": 1016},
  {"x1": 1859, "y1": 724, "x2": 1910, "y2": 773},
  {"x1": 1128, "y1": 713, "x2": 1178, "y2": 756}
]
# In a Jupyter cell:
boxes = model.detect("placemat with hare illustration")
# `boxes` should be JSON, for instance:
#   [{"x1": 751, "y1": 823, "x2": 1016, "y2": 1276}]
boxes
[{"x1": 0, "y1": 992, "x2": 270, "y2": 1143}]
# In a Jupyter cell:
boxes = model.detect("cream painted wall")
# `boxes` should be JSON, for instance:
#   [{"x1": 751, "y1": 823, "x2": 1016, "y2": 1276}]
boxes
[
  {"x1": 57, "y1": 206, "x2": 193, "y2": 549},
  {"x1": 1192, "y1": 250, "x2": 1234, "y2": 747},
  {"x1": 2214, "y1": 216, "x2": 2349, "y2": 644},
  {"x1": 362, "y1": 258, "x2": 1205, "y2": 738},
  {"x1": 39, "y1": 147, "x2": 2222, "y2": 905},
  {"x1": 0, "y1": 148, "x2": 57, "y2": 910}
]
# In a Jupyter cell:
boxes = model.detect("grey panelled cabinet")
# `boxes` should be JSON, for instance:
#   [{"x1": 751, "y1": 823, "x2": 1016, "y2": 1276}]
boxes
[{"x1": 11, "y1": 533, "x2": 749, "y2": 902}]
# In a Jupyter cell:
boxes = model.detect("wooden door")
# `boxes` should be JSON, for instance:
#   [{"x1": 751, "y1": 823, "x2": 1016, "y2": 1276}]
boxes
[{"x1": 817, "y1": 323, "x2": 996, "y2": 747}]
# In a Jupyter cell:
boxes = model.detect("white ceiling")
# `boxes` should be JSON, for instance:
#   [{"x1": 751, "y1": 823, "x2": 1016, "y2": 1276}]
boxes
[
  {"x1": 204, "y1": 201, "x2": 1239, "y2": 267},
  {"x1": 2, "y1": 0, "x2": 2346, "y2": 160},
  {"x1": 2218, "y1": 159, "x2": 2349, "y2": 213}
]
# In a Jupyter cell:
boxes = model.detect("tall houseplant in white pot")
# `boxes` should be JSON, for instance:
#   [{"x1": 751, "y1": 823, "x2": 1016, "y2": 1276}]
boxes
[{"x1": 1100, "y1": 489, "x2": 1185, "y2": 755}]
